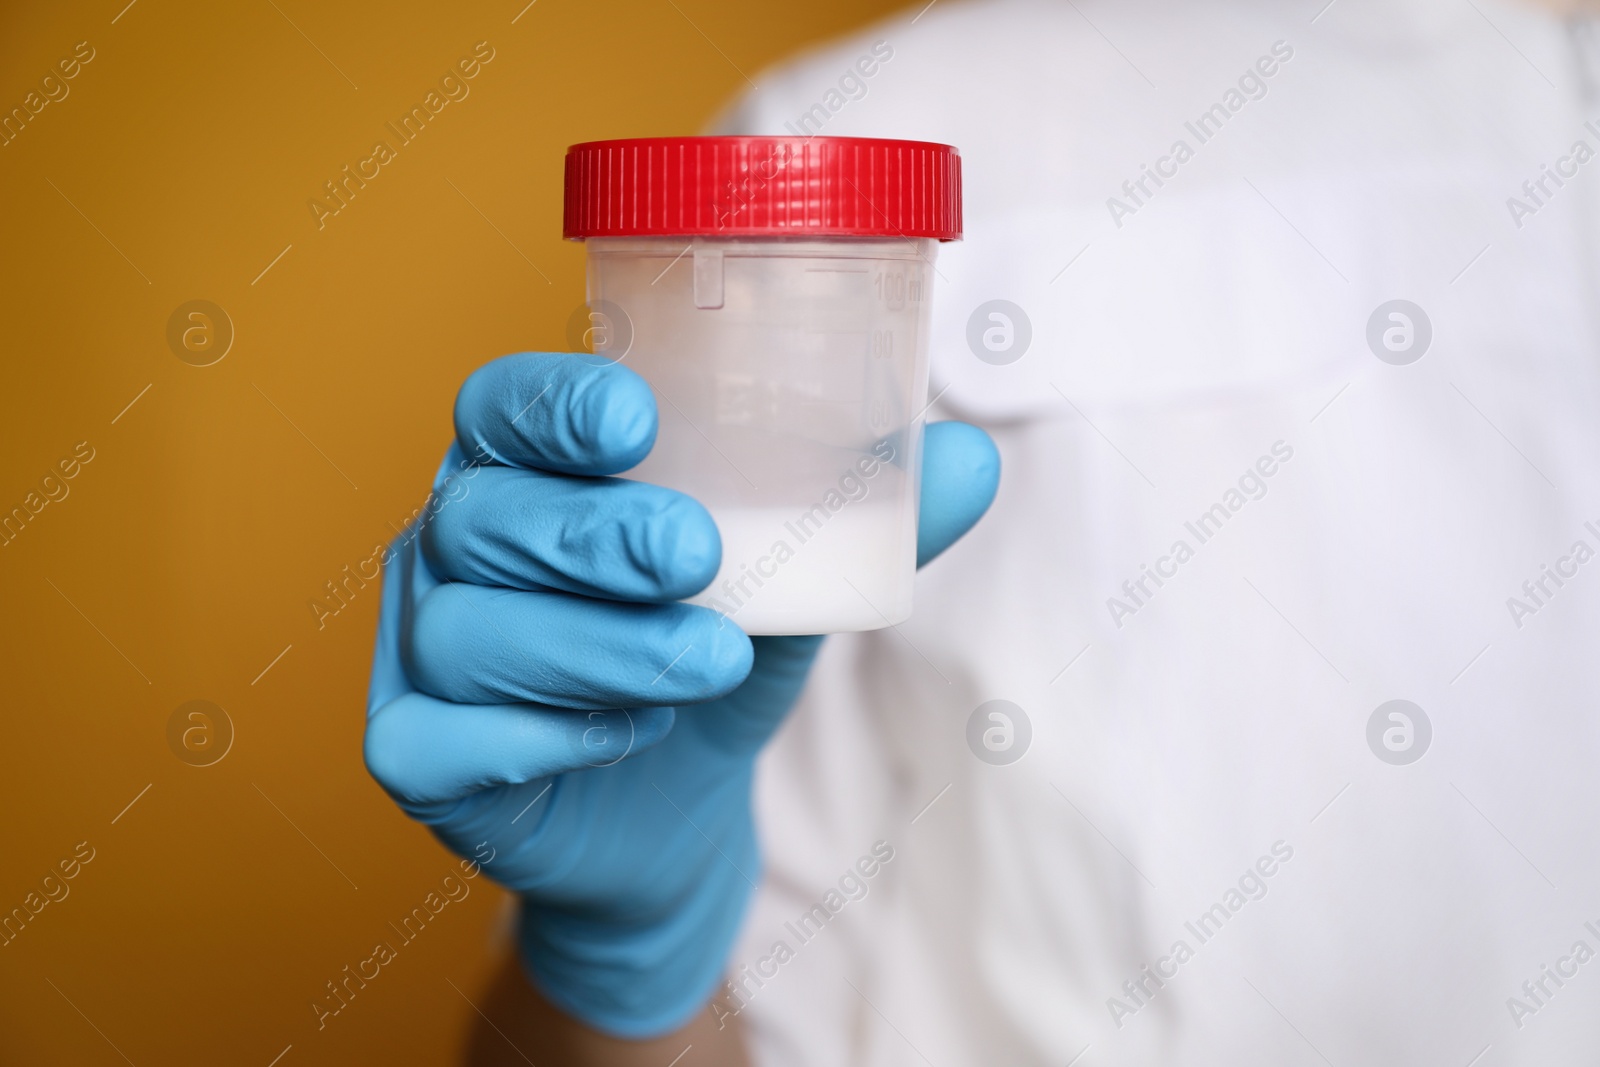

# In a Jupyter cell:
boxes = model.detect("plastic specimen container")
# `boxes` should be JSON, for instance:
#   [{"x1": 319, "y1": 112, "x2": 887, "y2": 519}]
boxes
[{"x1": 563, "y1": 136, "x2": 962, "y2": 634}]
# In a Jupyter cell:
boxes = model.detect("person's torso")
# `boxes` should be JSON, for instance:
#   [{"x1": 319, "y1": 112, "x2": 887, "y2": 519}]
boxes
[{"x1": 717, "y1": 2, "x2": 1600, "y2": 1062}]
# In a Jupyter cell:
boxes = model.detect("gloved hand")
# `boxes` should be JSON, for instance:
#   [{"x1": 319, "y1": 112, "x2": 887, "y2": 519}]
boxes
[{"x1": 364, "y1": 352, "x2": 999, "y2": 1039}]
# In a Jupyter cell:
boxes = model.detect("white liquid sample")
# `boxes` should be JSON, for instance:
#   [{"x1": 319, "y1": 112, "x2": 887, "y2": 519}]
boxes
[{"x1": 689, "y1": 501, "x2": 916, "y2": 634}]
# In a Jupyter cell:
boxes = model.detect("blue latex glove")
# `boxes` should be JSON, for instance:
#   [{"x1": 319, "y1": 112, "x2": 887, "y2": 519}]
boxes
[{"x1": 365, "y1": 352, "x2": 999, "y2": 1039}]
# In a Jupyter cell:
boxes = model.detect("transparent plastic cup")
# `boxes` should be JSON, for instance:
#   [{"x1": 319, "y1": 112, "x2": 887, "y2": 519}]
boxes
[
  {"x1": 585, "y1": 235, "x2": 936, "y2": 634},
  {"x1": 564, "y1": 137, "x2": 962, "y2": 635}
]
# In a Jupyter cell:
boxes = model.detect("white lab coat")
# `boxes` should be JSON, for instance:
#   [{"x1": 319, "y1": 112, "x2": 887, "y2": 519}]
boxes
[{"x1": 715, "y1": 1, "x2": 1600, "y2": 1063}]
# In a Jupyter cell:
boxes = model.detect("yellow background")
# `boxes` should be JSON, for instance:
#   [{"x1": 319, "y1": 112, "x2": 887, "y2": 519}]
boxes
[{"x1": 0, "y1": 2, "x2": 902, "y2": 1062}]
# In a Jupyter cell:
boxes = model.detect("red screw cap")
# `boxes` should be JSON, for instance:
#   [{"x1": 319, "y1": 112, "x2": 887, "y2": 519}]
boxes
[{"x1": 564, "y1": 136, "x2": 962, "y2": 241}]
